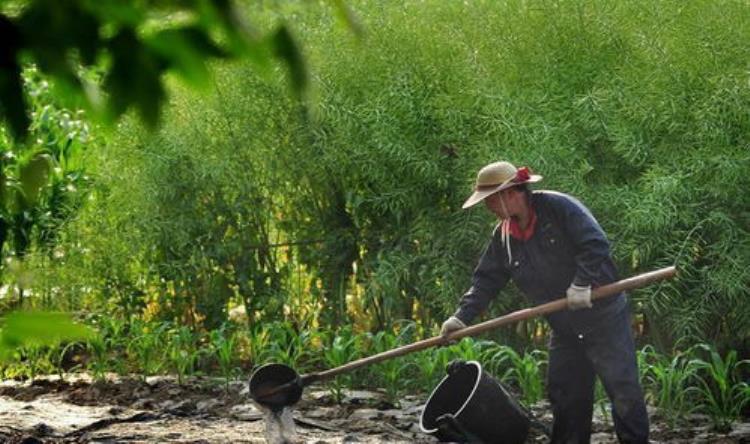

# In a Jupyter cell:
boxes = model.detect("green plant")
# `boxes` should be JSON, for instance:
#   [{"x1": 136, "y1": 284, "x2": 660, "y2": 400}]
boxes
[
  {"x1": 255, "y1": 321, "x2": 320, "y2": 371},
  {"x1": 168, "y1": 325, "x2": 201, "y2": 384},
  {"x1": 86, "y1": 337, "x2": 110, "y2": 382},
  {"x1": 56, "y1": 341, "x2": 83, "y2": 381},
  {"x1": 127, "y1": 321, "x2": 168, "y2": 378},
  {"x1": 411, "y1": 345, "x2": 455, "y2": 391},
  {"x1": 322, "y1": 329, "x2": 359, "y2": 403},
  {"x1": 363, "y1": 330, "x2": 416, "y2": 405},
  {"x1": 640, "y1": 344, "x2": 701, "y2": 425},
  {"x1": 691, "y1": 343, "x2": 750, "y2": 432},
  {"x1": 482, "y1": 343, "x2": 547, "y2": 406},
  {"x1": 209, "y1": 324, "x2": 240, "y2": 391}
]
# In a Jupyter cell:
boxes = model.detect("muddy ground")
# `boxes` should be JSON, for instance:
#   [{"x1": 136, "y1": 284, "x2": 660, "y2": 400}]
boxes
[{"x1": 0, "y1": 374, "x2": 748, "y2": 443}]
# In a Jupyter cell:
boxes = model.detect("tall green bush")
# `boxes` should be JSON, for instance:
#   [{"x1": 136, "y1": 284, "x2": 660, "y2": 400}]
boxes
[{"x1": 35, "y1": 0, "x2": 750, "y2": 351}]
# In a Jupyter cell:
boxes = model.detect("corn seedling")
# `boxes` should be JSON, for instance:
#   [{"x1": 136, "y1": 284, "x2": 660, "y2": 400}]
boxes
[
  {"x1": 86, "y1": 338, "x2": 110, "y2": 382},
  {"x1": 258, "y1": 322, "x2": 320, "y2": 371},
  {"x1": 168, "y1": 326, "x2": 201, "y2": 384},
  {"x1": 411, "y1": 346, "x2": 455, "y2": 390},
  {"x1": 209, "y1": 325, "x2": 239, "y2": 391},
  {"x1": 127, "y1": 322, "x2": 168, "y2": 379},
  {"x1": 482, "y1": 344, "x2": 547, "y2": 407},
  {"x1": 323, "y1": 331, "x2": 359, "y2": 403},
  {"x1": 691, "y1": 343, "x2": 750, "y2": 432},
  {"x1": 56, "y1": 342, "x2": 84, "y2": 381},
  {"x1": 641, "y1": 345, "x2": 702, "y2": 426}
]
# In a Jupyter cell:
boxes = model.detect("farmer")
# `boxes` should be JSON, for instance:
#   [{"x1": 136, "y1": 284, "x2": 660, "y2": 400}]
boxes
[{"x1": 440, "y1": 161, "x2": 649, "y2": 444}]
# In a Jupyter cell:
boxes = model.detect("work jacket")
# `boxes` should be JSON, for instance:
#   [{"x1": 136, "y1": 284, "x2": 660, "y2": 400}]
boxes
[{"x1": 454, "y1": 190, "x2": 627, "y2": 339}]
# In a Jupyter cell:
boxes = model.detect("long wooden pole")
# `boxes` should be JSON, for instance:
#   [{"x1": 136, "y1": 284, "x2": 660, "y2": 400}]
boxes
[
  {"x1": 258, "y1": 266, "x2": 677, "y2": 398},
  {"x1": 308, "y1": 266, "x2": 676, "y2": 383}
]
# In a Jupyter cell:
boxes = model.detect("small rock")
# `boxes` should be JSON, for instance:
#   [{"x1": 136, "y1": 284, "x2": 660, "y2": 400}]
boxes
[
  {"x1": 402, "y1": 403, "x2": 423, "y2": 416},
  {"x1": 348, "y1": 408, "x2": 380, "y2": 421},
  {"x1": 32, "y1": 423, "x2": 55, "y2": 437},
  {"x1": 168, "y1": 400, "x2": 196, "y2": 415},
  {"x1": 590, "y1": 431, "x2": 615, "y2": 442},
  {"x1": 108, "y1": 406, "x2": 126, "y2": 415},
  {"x1": 230, "y1": 403, "x2": 262, "y2": 420},
  {"x1": 196, "y1": 398, "x2": 222, "y2": 412},
  {"x1": 730, "y1": 422, "x2": 750, "y2": 438},
  {"x1": 167, "y1": 387, "x2": 182, "y2": 396},
  {"x1": 409, "y1": 423, "x2": 423, "y2": 434},
  {"x1": 342, "y1": 434, "x2": 360, "y2": 443},
  {"x1": 342, "y1": 390, "x2": 383, "y2": 404},
  {"x1": 158, "y1": 400, "x2": 177, "y2": 411},
  {"x1": 131, "y1": 398, "x2": 155, "y2": 410},
  {"x1": 303, "y1": 407, "x2": 338, "y2": 419},
  {"x1": 228, "y1": 380, "x2": 246, "y2": 394},
  {"x1": 133, "y1": 385, "x2": 151, "y2": 398},
  {"x1": 379, "y1": 409, "x2": 402, "y2": 418}
]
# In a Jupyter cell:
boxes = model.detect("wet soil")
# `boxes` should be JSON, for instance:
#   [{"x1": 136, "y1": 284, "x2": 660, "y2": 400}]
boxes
[{"x1": 0, "y1": 374, "x2": 748, "y2": 443}]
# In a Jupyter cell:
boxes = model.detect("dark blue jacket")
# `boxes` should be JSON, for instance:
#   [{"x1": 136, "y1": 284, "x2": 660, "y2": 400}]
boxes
[{"x1": 454, "y1": 190, "x2": 626, "y2": 338}]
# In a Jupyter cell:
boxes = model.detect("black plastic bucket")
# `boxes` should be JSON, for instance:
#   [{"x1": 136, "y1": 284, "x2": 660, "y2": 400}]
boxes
[
  {"x1": 420, "y1": 360, "x2": 530, "y2": 443},
  {"x1": 249, "y1": 363, "x2": 303, "y2": 411}
]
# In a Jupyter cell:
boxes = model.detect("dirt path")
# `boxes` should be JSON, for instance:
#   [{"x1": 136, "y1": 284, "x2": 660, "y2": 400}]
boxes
[
  {"x1": 0, "y1": 374, "x2": 434, "y2": 443},
  {"x1": 0, "y1": 374, "x2": 748, "y2": 443}
]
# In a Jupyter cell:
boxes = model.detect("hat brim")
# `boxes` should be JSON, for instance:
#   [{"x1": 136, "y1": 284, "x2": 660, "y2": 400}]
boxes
[{"x1": 461, "y1": 175, "x2": 542, "y2": 209}]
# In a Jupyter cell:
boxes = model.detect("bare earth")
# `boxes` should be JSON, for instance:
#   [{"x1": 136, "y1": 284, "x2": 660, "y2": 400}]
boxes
[{"x1": 0, "y1": 374, "x2": 748, "y2": 443}]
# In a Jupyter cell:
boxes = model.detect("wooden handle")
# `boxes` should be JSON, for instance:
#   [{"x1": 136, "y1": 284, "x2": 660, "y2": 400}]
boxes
[{"x1": 311, "y1": 266, "x2": 676, "y2": 382}]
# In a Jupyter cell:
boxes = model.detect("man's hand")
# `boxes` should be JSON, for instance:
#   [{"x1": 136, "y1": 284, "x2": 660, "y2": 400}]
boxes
[
  {"x1": 566, "y1": 284, "x2": 592, "y2": 310},
  {"x1": 440, "y1": 316, "x2": 466, "y2": 338}
]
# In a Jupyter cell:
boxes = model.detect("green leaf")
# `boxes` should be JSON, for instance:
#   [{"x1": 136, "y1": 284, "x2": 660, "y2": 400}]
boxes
[
  {"x1": 19, "y1": 152, "x2": 52, "y2": 205},
  {"x1": 271, "y1": 25, "x2": 308, "y2": 99},
  {"x1": 80, "y1": 0, "x2": 144, "y2": 28},
  {"x1": 197, "y1": 0, "x2": 257, "y2": 55},
  {"x1": 146, "y1": 26, "x2": 227, "y2": 89},
  {"x1": 331, "y1": 0, "x2": 364, "y2": 37},
  {"x1": 0, "y1": 15, "x2": 29, "y2": 140},
  {"x1": 105, "y1": 28, "x2": 166, "y2": 127},
  {"x1": 0, "y1": 311, "x2": 95, "y2": 360}
]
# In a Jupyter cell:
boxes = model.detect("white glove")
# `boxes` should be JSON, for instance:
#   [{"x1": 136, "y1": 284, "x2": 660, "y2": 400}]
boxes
[
  {"x1": 440, "y1": 316, "x2": 466, "y2": 337},
  {"x1": 566, "y1": 284, "x2": 592, "y2": 310}
]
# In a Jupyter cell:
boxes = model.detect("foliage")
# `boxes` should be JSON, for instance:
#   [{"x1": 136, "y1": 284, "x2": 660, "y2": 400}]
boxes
[
  {"x1": 167, "y1": 325, "x2": 201, "y2": 384},
  {"x1": 0, "y1": 0, "x2": 310, "y2": 140},
  {"x1": 482, "y1": 344, "x2": 548, "y2": 407},
  {"x1": 0, "y1": 310, "x2": 93, "y2": 357},
  {"x1": 209, "y1": 324, "x2": 241, "y2": 391},
  {"x1": 0, "y1": 69, "x2": 92, "y2": 309},
  {"x1": 691, "y1": 343, "x2": 750, "y2": 431},
  {"x1": 322, "y1": 327, "x2": 359, "y2": 403},
  {"x1": 127, "y1": 320, "x2": 169, "y2": 378},
  {"x1": 5, "y1": 0, "x2": 749, "y2": 368},
  {"x1": 52, "y1": 0, "x2": 748, "y2": 350},
  {"x1": 639, "y1": 344, "x2": 702, "y2": 426}
]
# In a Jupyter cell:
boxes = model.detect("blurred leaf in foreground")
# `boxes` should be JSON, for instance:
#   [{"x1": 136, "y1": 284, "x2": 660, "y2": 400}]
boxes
[{"x1": 0, "y1": 311, "x2": 95, "y2": 360}]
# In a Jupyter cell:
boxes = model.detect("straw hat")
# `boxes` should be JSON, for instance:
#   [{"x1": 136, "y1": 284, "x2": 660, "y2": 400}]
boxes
[{"x1": 462, "y1": 161, "x2": 542, "y2": 209}]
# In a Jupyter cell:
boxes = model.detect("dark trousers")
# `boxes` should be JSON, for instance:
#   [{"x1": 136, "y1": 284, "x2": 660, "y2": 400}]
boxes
[{"x1": 547, "y1": 310, "x2": 649, "y2": 444}]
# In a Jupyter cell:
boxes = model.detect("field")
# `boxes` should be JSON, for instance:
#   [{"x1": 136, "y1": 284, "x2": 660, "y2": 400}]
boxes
[{"x1": 0, "y1": 1, "x2": 748, "y2": 442}]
